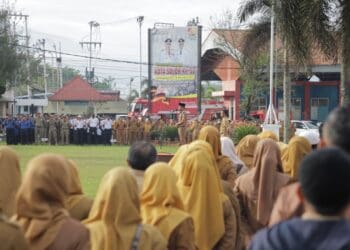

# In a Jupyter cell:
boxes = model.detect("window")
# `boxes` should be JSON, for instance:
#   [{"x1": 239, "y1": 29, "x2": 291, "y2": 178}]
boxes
[
  {"x1": 311, "y1": 98, "x2": 329, "y2": 121},
  {"x1": 23, "y1": 106, "x2": 28, "y2": 112}
]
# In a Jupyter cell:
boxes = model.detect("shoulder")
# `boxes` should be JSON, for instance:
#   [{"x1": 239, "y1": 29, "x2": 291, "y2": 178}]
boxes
[
  {"x1": 142, "y1": 223, "x2": 167, "y2": 242},
  {"x1": 250, "y1": 219, "x2": 302, "y2": 250}
]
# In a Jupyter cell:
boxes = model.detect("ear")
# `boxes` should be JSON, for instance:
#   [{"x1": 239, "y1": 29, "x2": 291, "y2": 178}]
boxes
[
  {"x1": 317, "y1": 139, "x2": 327, "y2": 149},
  {"x1": 297, "y1": 184, "x2": 304, "y2": 203}
]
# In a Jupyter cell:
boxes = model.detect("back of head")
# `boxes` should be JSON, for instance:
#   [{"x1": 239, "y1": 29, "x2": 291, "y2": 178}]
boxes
[
  {"x1": 0, "y1": 146, "x2": 21, "y2": 217},
  {"x1": 86, "y1": 167, "x2": 140, "y2": 225},
  {"x1": 299, "y1": 148, "x2": 350, "y2": 215},
  {"x1": 324, "y1": 107, "x2": 350, "y2": 153},
  {"x1": 141, "y1": 163, "x2": 184, "y2": 226},
  {"x1": 178, "y1": 148, "x2": 225, "y2": 249},
  {"x1": 85, "y1": 167, "x2": 141, "y2": 250},
  {"x1": 17, "y1": 154, "x2": 70, "y2": 217},
  {"x1": 236, "y1": 135, "x2": 260, "y2": 169},
  {"x1": 127, "y1": 141, "x2": 157, "y2": 171},
  {"x1": 253, "y1": 138, "x2": 283, "y2": 173},
  {"x1": 258, "y1": 131, "x2": 278, "y2": 142},
  {"x1": 198, "y1": 125, "x2": 221, "y2": 159}
]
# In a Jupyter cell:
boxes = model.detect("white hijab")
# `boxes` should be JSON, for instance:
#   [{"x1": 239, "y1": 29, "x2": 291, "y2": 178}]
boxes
[{"x1": 220, "y1": 136, "x2": 248, "y2": 174}]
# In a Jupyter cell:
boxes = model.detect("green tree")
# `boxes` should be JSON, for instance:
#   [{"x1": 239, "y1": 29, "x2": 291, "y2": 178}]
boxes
[
  {"x1": 0, "y1": 9, "x2": 24, "y2": 95},
  {"x1": 62, "y1": 66, "x2": 81, "y2": 84},
  {"x1": 238, "y1": 0, "x2": 334, "y2": 142},
  {"x1": 240, "y1": 54, "x2": 269, "y2": 115}
]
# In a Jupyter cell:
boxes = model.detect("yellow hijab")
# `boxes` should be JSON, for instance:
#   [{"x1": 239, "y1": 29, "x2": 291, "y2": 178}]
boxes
[
  {"x1": 236, "y1": 135, "x2": 260, "y2": 169},
  {"x1": 169, "y1": 144, "x2": 189, "y2": 177},
  {"x1": 14, "y1": 153, "x2": 70, "y2": 250},
  {"x1": 177, "y1": 146, "x2": 225, "y2": 250},
  {"x1": 65, "y1": 159, "x2": 85, "y2": 210},
  {"x1": 258, "y1": 131, "x2": 278, "y2": 141},
  {"x1": 0, "y1": 146, "x2": 21, "y2": 217},
  {"x1": 141, "y1": 163, "x2": 190, "y2": 240},
  {"x1": 84, "y1": 168, "x2": 143, "y2": 250},
  {"x1": 282, "y1": 136, "x2": 312, "y2": 179}
]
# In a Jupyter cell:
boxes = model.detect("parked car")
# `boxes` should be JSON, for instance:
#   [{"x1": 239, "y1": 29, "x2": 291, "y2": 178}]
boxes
[{"x1": 291, "y1": 120, "x2": 320, "y2": 136}]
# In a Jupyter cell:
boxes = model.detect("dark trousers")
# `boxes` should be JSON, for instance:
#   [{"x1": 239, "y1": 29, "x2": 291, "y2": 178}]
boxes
[
  {"x1": 90, "y1": 127, "x2": 97, "y2": 144},
  {"x1": 6, "y1": 128, "x2": 14, "y2": 145},
  {"x1": 20, "y1": 128, "x2": 28, "y2": 144},
  {"x1": 104, "y1": 129, "x2": 112, "y2": 145},
  {"x1": 78, "y1": 128, "x2": 84, "y2": 145}
]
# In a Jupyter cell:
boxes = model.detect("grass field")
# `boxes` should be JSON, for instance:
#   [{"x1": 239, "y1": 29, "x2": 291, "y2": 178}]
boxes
[{"x1": 10, "y1": 144, "x2": 178, "y2": 198}]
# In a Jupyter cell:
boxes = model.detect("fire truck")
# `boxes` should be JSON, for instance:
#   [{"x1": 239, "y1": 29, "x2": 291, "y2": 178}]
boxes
[{"x1": 129, "y1": 94, "x2": 225, "y2": 121}]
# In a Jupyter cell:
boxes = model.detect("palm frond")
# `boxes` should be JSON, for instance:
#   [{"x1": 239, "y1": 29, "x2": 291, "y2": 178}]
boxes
[
  {"x1": 241, "y1": 17, "x2": 271, "y2": 59},
  {"x1": 238, "y1": 0, "x2": 271, "y2": 23}
]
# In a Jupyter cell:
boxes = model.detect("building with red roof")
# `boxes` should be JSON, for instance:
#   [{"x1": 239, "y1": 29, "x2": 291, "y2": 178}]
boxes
[{"x1": 45, "y1": 76, "x2": 127, "y2": 115}]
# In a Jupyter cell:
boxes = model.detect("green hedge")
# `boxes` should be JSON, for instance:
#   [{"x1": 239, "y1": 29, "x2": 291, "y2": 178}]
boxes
[
  {"x1": 232, "y1": 124, "x2": 260, "y2": 144},
  {"x1": 150, "y1": 126, "x2": 179, "y2": 141}
]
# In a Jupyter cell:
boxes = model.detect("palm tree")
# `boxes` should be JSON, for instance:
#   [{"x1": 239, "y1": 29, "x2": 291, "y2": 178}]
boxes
[{"x1": 238, "y1": 0, "x2": 335, "y2": 142}]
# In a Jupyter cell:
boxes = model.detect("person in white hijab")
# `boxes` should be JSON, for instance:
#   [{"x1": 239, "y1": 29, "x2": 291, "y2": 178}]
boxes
[{"x1": 221, "y1": 136, "x2": 248, "y2": 175}]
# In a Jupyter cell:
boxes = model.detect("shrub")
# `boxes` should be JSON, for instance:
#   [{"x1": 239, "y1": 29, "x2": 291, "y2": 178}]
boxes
[
  {"x1": 232, "y1": 123, "x2": 260, "y2": 144},
  {"x1": 162, "y1": 126, "x2": 179, "y2": 141}
]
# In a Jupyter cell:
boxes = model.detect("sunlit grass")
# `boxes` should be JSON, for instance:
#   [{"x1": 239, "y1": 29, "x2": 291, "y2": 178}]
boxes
[{"x1": 11, "y1": 144, "x2": 178, "y2": 198}]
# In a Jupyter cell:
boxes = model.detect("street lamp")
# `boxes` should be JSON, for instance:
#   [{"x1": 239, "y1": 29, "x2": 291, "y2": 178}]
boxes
[{"x1": 137, "y1": 16, "x2": 144, "y2": 98}]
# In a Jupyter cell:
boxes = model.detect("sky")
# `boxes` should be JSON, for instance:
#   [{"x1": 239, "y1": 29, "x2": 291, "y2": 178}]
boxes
[{"x1": 11, "y1": 0, "x2": 241, "y2": 96}]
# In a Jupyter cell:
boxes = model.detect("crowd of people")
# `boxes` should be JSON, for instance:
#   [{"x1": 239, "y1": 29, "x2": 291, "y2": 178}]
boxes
[
  {"x1": 1, "y1": 106, "x2": 350, "y2": 250},
  {"x1": 1, "y1": 110, "x2": 237, "y2": 147}
]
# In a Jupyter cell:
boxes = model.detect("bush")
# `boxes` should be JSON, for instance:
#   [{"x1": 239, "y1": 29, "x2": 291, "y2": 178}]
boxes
[
  {"x1": 232, "y1": 123, "x2": 260, "y2": 145},
  {"x1": 150, "y1": 129, "x2": 161, "y2": 140},
  {"x1": 162, "y1": 126, "x2": 178, "y2": 141}
]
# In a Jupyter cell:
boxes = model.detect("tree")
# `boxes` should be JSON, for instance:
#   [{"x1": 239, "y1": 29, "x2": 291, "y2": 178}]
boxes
[
  {"x1": 0, "y1": 9, "x2": 24, "y2": 96},
  {"x1": 240, "y1": 54, "x2": 269, "y2": 115},
  {"x1": 62, "y1": 66, "x2": 81, "y2": 84},
  {"x1": 238, "y1": 0, "x2": 334, "y2": 142}
]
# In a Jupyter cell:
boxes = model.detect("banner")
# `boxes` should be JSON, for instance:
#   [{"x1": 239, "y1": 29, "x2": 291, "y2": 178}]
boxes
[{"x1": 150, "y1": 26, "x2": 199, "y2": 96}]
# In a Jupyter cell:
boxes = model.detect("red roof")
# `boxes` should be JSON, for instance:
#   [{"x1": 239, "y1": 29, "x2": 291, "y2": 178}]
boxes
[{"x1": 49, "y1": 76, "x2": 115, "y2": 101}]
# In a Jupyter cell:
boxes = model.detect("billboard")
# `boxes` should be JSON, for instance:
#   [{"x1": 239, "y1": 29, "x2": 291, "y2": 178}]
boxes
[{"x1": 149, "y1": 26, "x2": 200, "y2": 97}]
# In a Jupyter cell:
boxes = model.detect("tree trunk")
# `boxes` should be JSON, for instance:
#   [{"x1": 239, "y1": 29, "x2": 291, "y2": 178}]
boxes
[
  {"x1": 283, "y1": 44, "x2": 291, "y2": 143},
  {"x1": 341, "y1": 34, "x2": 350, "y2": 107}
]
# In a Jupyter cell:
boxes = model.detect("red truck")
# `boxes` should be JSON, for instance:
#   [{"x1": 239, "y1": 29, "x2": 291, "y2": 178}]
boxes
[{"x1": 129, "y1": 94, "x2": 225, "y2": 121}]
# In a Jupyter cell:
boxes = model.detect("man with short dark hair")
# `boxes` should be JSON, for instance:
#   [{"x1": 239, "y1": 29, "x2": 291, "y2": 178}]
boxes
[
  {"x1": 176, "y1": 102, "x2": 187, "y2": 145},
  {"x1": 250, "y1": 148, "x2": 350, "y2": 250},
  {"x1": 323, "y1": 107, "x2": 350, "y2": 153},
  {"x1": 127, "y1": 141, "x2": 157, "y2": 191}
]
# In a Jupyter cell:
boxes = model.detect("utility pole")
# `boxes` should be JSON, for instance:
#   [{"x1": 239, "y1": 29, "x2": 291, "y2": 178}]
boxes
[
  {"x1": 129, "y1": 77, "x2": 134, "y2": 109},
  {"x1": 58, "y1": 42, "x2": 63, "y2": 88},
  {"x1": 37, "y1": 39, "x2": 48, "y2": 97},
  {"x1": 137, "y1": 16, "x2": 144, "y2": 97},
  {"x1": 79, "y1": 21, "x2": 101, "y2": 84}
]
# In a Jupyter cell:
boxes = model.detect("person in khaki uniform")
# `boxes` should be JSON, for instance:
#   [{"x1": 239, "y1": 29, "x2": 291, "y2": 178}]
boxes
[
  {"x1": 137, "y1": 118, "x2": 144, "y2": 141},
  {"x1": 60, "y1": 116, "x2": 70, "y2": 145},
  {"x1": 191, "y1": 118, "x2": 201, "y2": 141},
  {"x1": 143, "y1": 119, "x2": 152, "y2": 141},
  {"x1": 34, "y1": 113, "x2": 44, "y2": 144},
  {"x1": 125, "y1": 118, "x2": 130, "y2": 145},
  {"x1": 129, "y1": 117, "x2": 138, "y2": 145},
  {"x1": 220, "y1": 110, "x2": 231, "y2": 137},
  {"x1": 112, "y1": 119, "x2": 118, "y2": 143},
  {"x1": 48, "y1": 116, "x2": 57, "y2": 145},
  {"x1": 176, "y1": 103, "x2": 187, "y2": 145}
]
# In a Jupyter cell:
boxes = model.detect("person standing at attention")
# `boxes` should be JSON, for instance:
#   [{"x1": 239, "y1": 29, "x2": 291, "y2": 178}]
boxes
[{"x1": 176, "y1": 102, "x2": 187, "y2": 145}]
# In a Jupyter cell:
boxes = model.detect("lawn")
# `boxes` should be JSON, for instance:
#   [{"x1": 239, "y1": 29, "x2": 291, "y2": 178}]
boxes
[{"x1": 10, "y1": 144, "x2": 178, "y2": 198}]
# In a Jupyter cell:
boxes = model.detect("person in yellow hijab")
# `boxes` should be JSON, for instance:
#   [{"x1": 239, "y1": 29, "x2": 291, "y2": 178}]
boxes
[
  {"x1": 168, "y1": 144, "x2": 189, "y2": 177},
  {"x1": 84, "y1": 167, "x2": 166, "y2": 250},
  {"x1": 258, "y1": 131, "x2": 278, "y2": 141},
  {"x1": 177, "y1": 144, "x2": 237, "y2": 250},
  {"x1": 258, "y1": 131, "x2": 289, "y2": 156},
  {"x1": 65, "y1": 160, "x2": 93, "y2": 221},
  {"x1": 282, "y1": 136, "x2": 312, "y2": 179},
  {"x1": 0, "y1": 146, "x2": 28, "y2": 250},
  {"x1": 0, "y1": 146, "x2": 21, "y2": 218},
  {"x1": 236, "y1": 135, "x2": 260, "y2": 169},
  {"x1": 141, "y1": 163, "x2": 196, "y2": 250},
  {"x1": 13, "y1": 153, "x2": 89, "y2": 250},
  {"x1": 198, "y1": 125, "x2": 237, "y2": 188}
]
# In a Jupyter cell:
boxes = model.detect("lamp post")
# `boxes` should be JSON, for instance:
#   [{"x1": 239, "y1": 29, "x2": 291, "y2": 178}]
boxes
[{"x1": 137, "y1": 16, "x2": 144, "y2": 97}]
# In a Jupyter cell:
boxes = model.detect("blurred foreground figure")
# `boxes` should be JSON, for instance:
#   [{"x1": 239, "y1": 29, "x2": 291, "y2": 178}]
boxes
[
  {"x1": 84, "y1": 168, "x2": 166, "y2": 250},
  {"x1": 141, "y1": 163, "x2": 196, "y2": 250},
  {"x1": 13, "y1": 154, "x2": 90, "y2": 250},
  {"x1": 250, "y1": 148, "x2": 350, "y2": 250},
  {"x1": 0, "y1": 146, "x2": 28, "y2": 250}
]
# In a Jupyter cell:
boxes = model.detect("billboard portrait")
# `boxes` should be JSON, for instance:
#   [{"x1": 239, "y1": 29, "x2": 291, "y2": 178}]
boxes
[{"x1": 149, "y1": 26, "x2": 200, "y2": 97}]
